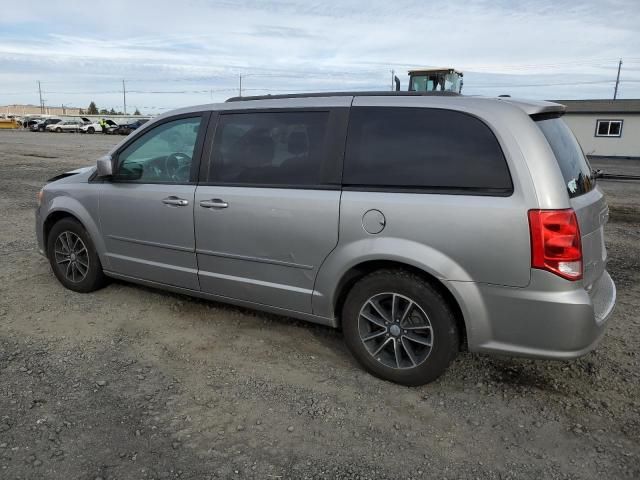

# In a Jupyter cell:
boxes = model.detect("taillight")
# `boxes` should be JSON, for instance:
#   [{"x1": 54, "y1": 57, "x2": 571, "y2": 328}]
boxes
[{"x1": 528, "y1": 209, "x2": 582, "y2": 281}]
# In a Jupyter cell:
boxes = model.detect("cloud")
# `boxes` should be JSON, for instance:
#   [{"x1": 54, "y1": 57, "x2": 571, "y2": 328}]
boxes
[{"x1": 1, "y1": 0, "x2": 639, "y2": 112}]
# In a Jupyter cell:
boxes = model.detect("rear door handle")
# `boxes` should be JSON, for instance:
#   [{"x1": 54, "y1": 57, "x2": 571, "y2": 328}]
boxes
[
  {"x1": 199, "y1": 199, "x2": 228, "y2": 209},
  {"x1": 162, "y1": 196, "x2": 189, "y2": 207}
]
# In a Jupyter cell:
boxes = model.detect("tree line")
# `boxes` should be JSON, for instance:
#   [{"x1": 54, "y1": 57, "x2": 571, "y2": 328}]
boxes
[{"x1": 79, "y1": 101, "x2": 141, "y2": 116}]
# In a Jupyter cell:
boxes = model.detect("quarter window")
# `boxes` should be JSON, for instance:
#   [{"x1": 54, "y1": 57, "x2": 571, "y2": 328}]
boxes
[
  {"x1": 208, "y1": 111, "x2": 330, "y2": 186},
  {"x1": 343, "y1": 107, "x2": 512, "y2": 193},
  {"x1": 116, "y1": 117, "x2": 202, "y2": 183},
  {"x1": 595, "y1": 120, "x2": 623, "y2": 137}
]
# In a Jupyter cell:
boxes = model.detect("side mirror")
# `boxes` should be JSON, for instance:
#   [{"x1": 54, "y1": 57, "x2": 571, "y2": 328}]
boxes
[{"x1": 96, "y1": 154, "x2": 113, "y2": 177}]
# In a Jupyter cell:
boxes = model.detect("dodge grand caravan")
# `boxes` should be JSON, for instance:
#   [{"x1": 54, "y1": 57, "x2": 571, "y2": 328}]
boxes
[{"x1": 35, "y1": 92, "x2": 616, "y2": 386}]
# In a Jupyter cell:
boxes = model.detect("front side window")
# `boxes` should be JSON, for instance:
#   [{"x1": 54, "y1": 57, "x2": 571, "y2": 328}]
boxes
[
  {"x1": 409, "y1": 75, "x2": 439, "y2": 92},
  {"x1": 208, "y1": 111, "x2": 329, "y2": 186},
  {"x1": 595, "y1": 119, "x2": 623, "y2": 137},
  {"x1": 343, "y1": 107, "x2": 512, "y2": 194},
  {"x1": 116, "y1": 117, "x2": 202, "y2": 183}
]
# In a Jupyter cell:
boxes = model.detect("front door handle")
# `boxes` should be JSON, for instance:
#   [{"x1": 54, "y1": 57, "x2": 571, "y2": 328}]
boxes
[
  {"x1": 162, "y1": 196, "x2": 189, "y2": 207},
  {"x1": 199, "y1": 199, "x2": 228, "y2": 209}
]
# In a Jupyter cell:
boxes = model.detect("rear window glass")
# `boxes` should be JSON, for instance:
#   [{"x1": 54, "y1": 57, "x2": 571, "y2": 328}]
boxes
[
  {"x1": 343, "y1": 107, "x2": 512, "y2": 194},
  {"x1": 536, "y1": 117, "x2": 595, "y2": 198}
]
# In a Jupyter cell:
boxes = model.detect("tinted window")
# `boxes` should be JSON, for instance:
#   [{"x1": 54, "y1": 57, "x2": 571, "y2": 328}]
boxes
[
  {"x1": 343, "y1": 107, "x2": 512, "y2": 193},
  {"x1": 536, "y1": 117, "x2": 594, "y2": 198},
  {"x1": 209, "y1": 112, "x2": 329, "y2": 186},
  {"x1": 117, "y1": 117, "x2": 201, "y2": 183}
]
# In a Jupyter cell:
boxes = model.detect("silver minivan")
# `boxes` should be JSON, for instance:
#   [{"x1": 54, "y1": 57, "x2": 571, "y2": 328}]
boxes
[{"x1": 35, "y1": 92, "x2": 616, "y2": 385}]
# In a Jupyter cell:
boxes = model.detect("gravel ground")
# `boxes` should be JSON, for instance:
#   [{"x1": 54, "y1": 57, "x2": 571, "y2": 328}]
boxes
[{"x1": 0, "y1": 129, "x2": 639, "y2": 480}]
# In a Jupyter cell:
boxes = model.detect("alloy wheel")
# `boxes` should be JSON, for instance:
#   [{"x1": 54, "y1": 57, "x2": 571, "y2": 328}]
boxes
[
  {"x1": 358, "y1": 292, "x2": 433, "y2": 369},
  {"x1": 54, "y1": 231, "x2": 90, "y2": 283}
]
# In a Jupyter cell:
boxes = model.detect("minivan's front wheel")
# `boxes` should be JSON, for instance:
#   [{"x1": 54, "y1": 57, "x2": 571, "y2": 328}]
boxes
[
  {"x1": 342, "y1": 270, "x2": 459, "y2": 386},
  {"x1": 47, "y1": 218, "x2": 107, "y2": 293}
]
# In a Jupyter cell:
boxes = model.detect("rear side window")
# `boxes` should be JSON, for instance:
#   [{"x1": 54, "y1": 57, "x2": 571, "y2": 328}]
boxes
[
  {"x1": 536, "y1": 116, "x2": 595, "y2": 198},
  {"x1": 209, "y1": 111, "x2": 329, "y2": 186},
  {"x1": 343, "y1": 107, "x2": 512, "y2": 194}
]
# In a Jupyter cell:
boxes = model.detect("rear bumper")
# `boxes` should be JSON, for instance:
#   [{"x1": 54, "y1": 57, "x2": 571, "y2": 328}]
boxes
[{"x1": 451, "y1": 269, "x2": 616, "y2": 360}]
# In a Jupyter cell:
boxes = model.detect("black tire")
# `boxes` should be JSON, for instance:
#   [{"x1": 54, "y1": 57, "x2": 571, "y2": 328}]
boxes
[
  {"x1": 88, "y1": 127, "x2": 95, "y2": 134},
  {"x1": 56, "y1": 127, "x2": 62, "y2": 133},
  {"x1": 342, "y1": 269, "x2": 459, "y2": 386},
  {"x1": 46, "y1": 218, "x2": 107, "y2": 293}
]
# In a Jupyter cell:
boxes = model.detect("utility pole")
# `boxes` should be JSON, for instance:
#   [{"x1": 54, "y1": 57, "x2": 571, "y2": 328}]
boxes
[
  {"x1": 390, "y1": 70, "x2": 395, "y2": 91},
  {"x1": 239, "y1": 74, "x2": 243, "y2": 97},
  {"x1": 613, "y1": 59, "x2": 622, "y2": 100},
  {"x1": 122, "y1": 79, "x2": 127, "y2": 114},
  {"x1": 37, "y1": 80, "x2": 44, "y2": 114}
]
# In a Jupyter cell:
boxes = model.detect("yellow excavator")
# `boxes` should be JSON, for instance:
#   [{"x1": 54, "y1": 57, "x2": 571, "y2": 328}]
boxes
[{"x1": 395, "y1": 68, "x2": 463, "y2": 93}]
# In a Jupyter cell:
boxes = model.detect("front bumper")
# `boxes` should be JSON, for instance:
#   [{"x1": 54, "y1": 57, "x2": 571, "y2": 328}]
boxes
[
  {"x1": 452, "y1": 269, "x2": 616, "y2": 360},
  {"x1": 35, "y1": 207, "x2": 46, "y2": 256}
]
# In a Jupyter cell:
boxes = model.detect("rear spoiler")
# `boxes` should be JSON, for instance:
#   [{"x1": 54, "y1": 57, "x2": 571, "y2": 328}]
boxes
[
  {"x1": 530, "y1": 111, "x2": 565, "y2": 121},
  {"x1": 497, "y1": 98, "x2": 566, "y2": 117}
]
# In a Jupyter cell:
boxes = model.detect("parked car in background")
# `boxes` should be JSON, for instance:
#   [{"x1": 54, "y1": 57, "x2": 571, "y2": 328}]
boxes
[
  {"x1": 31, "y1": 118, "x2": 62, "y2": 132},
  {"x1": 114, "y1": 119, "x2": 149, "y2": 135},
  {"x1": 23, "y1": 117, "x2": 44, "y2": 129},
  {"x1": 80, "y1": 119, "x2": 118, "y2": 134},
  {"x1": 47, "y1": 120, "x2": 82, "y2": 133},
  {"x1": 35, "y1": 92, "x2": 616, "y2": 386}
]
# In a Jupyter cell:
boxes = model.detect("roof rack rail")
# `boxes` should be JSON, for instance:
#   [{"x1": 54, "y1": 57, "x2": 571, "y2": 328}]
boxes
[{"x1": 225, "y1": 90, "x2": 461, "y2": 102}]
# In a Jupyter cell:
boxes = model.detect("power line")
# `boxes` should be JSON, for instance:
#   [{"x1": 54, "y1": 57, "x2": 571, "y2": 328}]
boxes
[{"x1": 470, "y1": 80, "x2": 640, "y2": 89}]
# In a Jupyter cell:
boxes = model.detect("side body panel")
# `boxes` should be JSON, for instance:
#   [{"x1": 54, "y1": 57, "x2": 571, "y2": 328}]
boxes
[
  {"x1": 194, "y1": 102, "x2": 350, "y2": 314},
  {"x1": 194, "y1": 187, "x2": 340, "y2": 312},
  {"x1": 39, "y1": 182, "x2": 108, "y2": 266},
  {"x1": 98, "y1": 112, "x2": 210, "y2": 290},
  {"x1": 99, "y1": 183, "x2": 199, "y2": 289},
  {"x1": 313, "y1": 97, "x2": 541, "y2": 330}
]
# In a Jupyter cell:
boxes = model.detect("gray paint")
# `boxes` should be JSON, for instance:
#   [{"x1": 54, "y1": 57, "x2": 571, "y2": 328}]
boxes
[
  {"x1": 35, "y1": 93, "x2": 616, "y2": 361},
  {"x1": 194, "y1": 186, "x2": 340, "y2": 313}
]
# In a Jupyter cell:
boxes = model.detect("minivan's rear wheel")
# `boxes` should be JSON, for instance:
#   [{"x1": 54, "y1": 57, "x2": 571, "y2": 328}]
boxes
[
  {"x1": 47, "y1": 218, "x2": 107, "y2": 293},
  {"x1": 342, "y1": 269, "x2": 459, "y2": 386}
]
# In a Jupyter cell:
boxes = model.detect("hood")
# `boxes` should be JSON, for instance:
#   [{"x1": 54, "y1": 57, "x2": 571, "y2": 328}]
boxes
[{"x1": 47, "y1": 165, "x2": 96, "y2": 183}]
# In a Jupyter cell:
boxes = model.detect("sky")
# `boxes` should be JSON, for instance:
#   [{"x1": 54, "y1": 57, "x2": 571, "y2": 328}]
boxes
[{"x1": 1, "y1": 0, "x2": 640, "y2": 114}]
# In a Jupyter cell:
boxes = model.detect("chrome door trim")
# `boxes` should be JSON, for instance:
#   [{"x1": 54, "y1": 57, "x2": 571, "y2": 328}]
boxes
[
  {"x1": 195, "y1": 248, "x2": 313, "y2": 270},
  {"x1": 107, "y1": 234, "x2": 194, "y2": 252},
  {"x1": 162, "y1": 196, "x2": 190, "y2": 206},
  {"x1": 199, "y1": 199, "x2": 228, "y2": 209}
]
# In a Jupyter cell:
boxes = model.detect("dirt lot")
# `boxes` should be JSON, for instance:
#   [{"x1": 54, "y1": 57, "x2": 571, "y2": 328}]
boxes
[{"x1": 0, "y1": 129, "x2": 638, "y2": 480}]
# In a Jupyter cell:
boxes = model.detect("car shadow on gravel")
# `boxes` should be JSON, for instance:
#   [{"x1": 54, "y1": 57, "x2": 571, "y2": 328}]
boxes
[{"x1": 106, "y1": 278, "x2": 348, "y2": 348}]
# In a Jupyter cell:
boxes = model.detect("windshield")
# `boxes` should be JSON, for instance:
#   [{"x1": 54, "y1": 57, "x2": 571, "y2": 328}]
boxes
[
  {"x1": 410, "y1": 73, "x2": 461, "y2": 92},
  {"x1": 536, "y1": 116, "x2": 595, "y2": 198}
]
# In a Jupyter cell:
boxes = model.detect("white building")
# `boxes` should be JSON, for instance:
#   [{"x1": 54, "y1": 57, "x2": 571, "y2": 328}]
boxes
[{"x1": 553, "y1": 99, "x2": 640, "y2": 158}]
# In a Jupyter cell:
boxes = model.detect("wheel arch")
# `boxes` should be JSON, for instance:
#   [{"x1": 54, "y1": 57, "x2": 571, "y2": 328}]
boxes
[
  {"x1": 43, "y1": 200, "x2": 108, "y2": 269},
  {"x1": 43, "y1": 211, "x2": 80, "y2": 250},
  {"x1": 332, "y1": 260, "x2": 468, "y2": 350}
]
